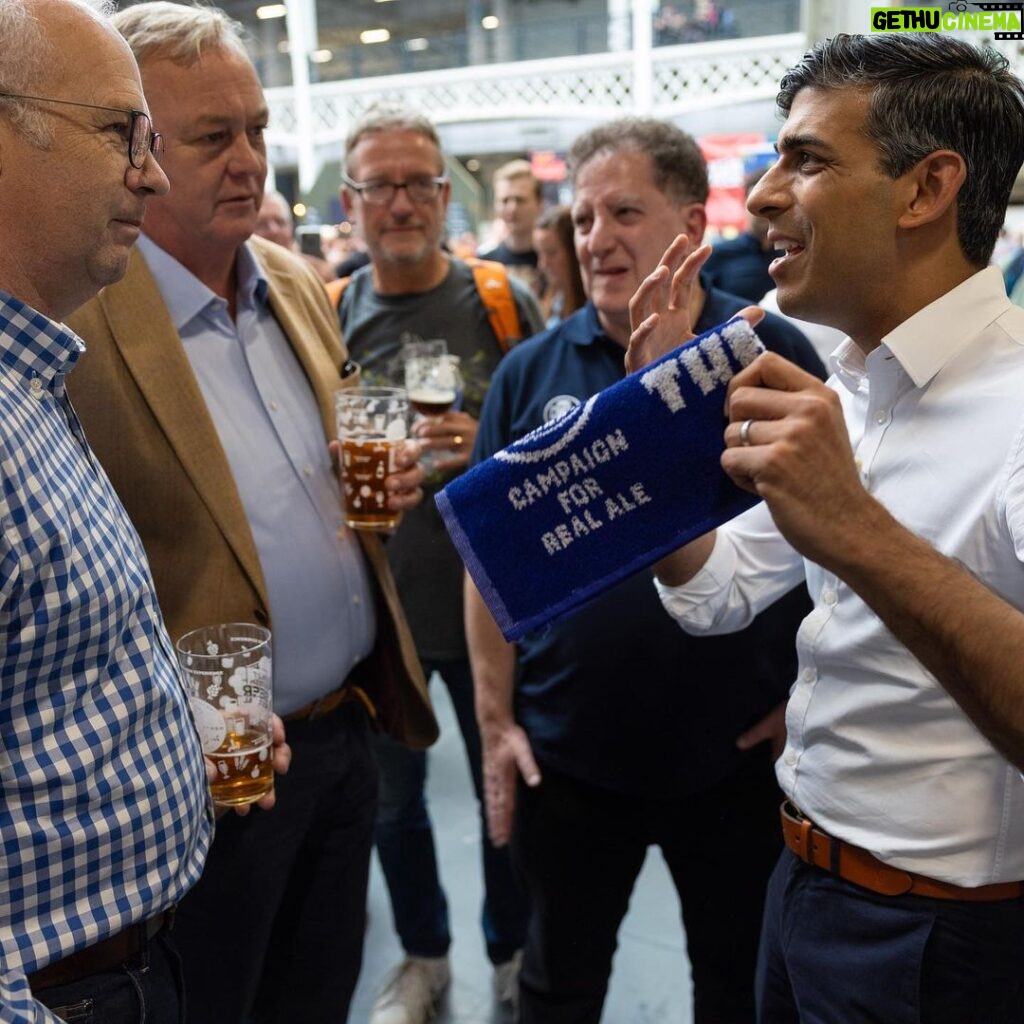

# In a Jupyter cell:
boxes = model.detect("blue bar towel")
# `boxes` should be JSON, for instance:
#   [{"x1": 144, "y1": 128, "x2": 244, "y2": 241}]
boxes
[{"x1": 436, "y1": 317, "x2": 765, "y2": 641}]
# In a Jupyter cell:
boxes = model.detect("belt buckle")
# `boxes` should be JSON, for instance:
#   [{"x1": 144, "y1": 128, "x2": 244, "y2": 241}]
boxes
[{"x1": 782, "y1": 801, "x2": 815, "y2": 864}]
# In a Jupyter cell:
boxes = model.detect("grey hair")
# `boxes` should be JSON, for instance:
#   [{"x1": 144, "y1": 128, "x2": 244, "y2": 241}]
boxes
[
  {"x1": 112, "y1": 1, "x2": 249, "y2": 67},
  {"x1": 567, "y1": 118, "x2": 709, "y2": 206},
  {"x1": 0, "y1": 0, "x2": 115, "y2": 147},
  {"x1": 263, "y1": 189, "x2": 293, "y2": 225},
  {"x1": 343, "y1": 103, "x2": 443, "y2": 177}
]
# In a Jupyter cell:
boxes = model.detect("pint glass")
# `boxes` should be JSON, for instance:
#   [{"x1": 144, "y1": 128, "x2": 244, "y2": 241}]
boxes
[
  {"x1": 176, "y1": 623, "x2": 274, "y2": 806},
  {"x1": 336, "y1": 385, "x2": 409, "y2": 531}
]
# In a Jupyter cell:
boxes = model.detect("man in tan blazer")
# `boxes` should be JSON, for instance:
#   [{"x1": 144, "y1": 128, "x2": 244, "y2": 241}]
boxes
[{"x1": 65, "y1": 4, "x2": 435, "y2": 1023}]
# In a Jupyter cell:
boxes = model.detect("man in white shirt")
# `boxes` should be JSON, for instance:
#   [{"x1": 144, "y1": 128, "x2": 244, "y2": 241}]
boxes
[{"x1": 628, "y1": 32, "x2": 1024, "y2": 1023}]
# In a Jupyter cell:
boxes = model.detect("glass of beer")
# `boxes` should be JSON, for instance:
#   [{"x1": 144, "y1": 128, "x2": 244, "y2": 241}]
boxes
[
  {"x1": 175, "y1": 623, "x2": 274, "y2": 807},
  {"x1": 336, "y1": 385, "x2": 409, "y2": 531},
  {"x1": 406, "y1": 352, "x2": 462, "y2": 418},
  {"x1": 404, "y1": 351, "x2": 462, "y2": 471}
]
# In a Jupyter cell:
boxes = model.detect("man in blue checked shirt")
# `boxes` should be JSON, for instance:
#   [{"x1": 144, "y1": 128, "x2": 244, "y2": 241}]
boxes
[{"x1": 0, "y1": 1, "x2": 288, "y2": 1021}]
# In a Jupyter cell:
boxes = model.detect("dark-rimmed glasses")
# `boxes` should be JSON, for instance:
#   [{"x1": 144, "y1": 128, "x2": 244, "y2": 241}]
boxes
[
  {"x1": 0, "y1": 92, "x2": 163, "y2": 168},
  {"x1": 342, "y1": 172, "x2": 447, "y2": 206}
]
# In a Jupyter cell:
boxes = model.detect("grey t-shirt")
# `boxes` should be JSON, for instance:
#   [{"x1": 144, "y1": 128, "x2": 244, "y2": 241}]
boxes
[{"x1": 340, "y1": 258, "x2": 543, "y2": 660}]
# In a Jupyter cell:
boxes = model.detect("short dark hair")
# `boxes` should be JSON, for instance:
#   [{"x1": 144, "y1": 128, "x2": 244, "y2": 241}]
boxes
[
  {"x1": 567, "y1": 117, "x2": 708, "y2": 205},
  {"x1": 777, "y1": 33, "x2": 1024, "y2": 267}
]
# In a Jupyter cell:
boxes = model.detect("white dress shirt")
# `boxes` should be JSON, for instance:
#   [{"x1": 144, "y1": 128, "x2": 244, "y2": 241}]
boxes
[{"x1": 657, "y1": 266, "x2": 1024, "y2": 886}]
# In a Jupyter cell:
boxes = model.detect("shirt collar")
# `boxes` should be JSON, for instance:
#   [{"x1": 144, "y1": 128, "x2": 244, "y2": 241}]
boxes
[
  {"x1": 137, "y1": 235, "x2": 269, "y2": 332},
  {"x1": 831, "y1": 266, "x2": 1010, "y2": 395},
  {"x1": 566, "y1": 302, "x2": 618, "y2": 348},
  {"x1": 0, "y1": 289, "x2": 85, "y2": 382}
]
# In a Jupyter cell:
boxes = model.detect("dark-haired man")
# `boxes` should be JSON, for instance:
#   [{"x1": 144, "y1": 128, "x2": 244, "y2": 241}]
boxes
[{"x1": 631, "y1": 32, "x2": 1024, "y2": 1022}]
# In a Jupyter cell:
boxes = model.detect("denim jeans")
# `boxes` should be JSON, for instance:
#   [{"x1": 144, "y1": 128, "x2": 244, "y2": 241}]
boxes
[
  {"x1": 34, "y1": 931, "x2": 184, "y2": 1024},
  {"x1": 372, "y1": 657, "x2": 528, "y2": 965}
]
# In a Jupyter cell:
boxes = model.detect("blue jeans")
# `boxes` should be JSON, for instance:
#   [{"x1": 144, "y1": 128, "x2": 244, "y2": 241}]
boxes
[
  {"x1": 372, "y1": 657, "x2": 528, "y2": 965},
  {"x1": 35, "y1": 931, "x2": 184, "y2": 1024},
  {"x1": 757, "y1": 849, "x2": 1024, "y2": 1023}
]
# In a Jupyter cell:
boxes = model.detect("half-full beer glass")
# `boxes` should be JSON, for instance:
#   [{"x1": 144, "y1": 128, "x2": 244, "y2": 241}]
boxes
[
  {"x1": 176, "y1": 623, "x2": 274, "y2": 807},
  {"x1": 336, "y1": 385, "x2": 409, "y2": 531}
]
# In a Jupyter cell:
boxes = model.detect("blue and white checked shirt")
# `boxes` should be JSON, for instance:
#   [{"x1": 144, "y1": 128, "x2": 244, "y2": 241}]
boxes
[{"x1": 0, "y1": 291, "x2": 212, "y2": 1022}]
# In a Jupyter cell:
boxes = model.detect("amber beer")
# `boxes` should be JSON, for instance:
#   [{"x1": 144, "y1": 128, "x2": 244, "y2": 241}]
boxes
[
  {"x1": 208, "y1": 724, "x2": 273, "y2": 806},
  {"x1": 341, "y1": 438, "x2": 401, "y2": 531},
  {"x1": 336, "y1": 386, "x2": 409, "y2": 531}
]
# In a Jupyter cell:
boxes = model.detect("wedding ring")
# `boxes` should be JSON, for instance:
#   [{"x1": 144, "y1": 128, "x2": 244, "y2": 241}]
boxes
[
  {"x1": 739, "y1": 419, "x2": 755, "y2": 447},
  {"x1": 452, "y1": 434, "x2": 464, "y2": 449}
]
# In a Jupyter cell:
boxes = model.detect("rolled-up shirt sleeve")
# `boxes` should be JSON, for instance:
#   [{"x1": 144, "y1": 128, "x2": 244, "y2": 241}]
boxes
[{"x1": 655, "y1": 502, "x2": 806, "y2": 634}]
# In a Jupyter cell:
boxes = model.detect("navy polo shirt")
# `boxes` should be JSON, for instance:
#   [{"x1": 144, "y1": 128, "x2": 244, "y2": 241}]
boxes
[
  {"x1": 703, "y1": 231, "x2": 776, "y2": 304},
  {"x1": 472, "y1": 292, "x2": 820, "y2": 798}
]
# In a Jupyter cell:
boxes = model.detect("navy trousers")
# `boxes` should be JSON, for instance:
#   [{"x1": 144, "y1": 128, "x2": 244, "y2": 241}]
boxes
[
  {"x1": 757, "y1": 849, "x2": 1024, "y2": 1024},
  {"x1": 172, "y1": 700, "x2": 378, "y2": 1024},
  {"x1": 513, "y1": 750, "x2": 783, "y2": 1024}
]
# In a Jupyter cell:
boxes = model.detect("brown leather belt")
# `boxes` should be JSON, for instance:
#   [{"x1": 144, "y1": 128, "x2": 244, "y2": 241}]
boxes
[
  {"x1": 283, "y1": 682, "x2": 375, "y2": 723},
  {"x1": 781, "y1": 801, "x2": 1023, "y2": 902},
  {"x1": 28, "y1": 908, "x2": 173, "y2": 991}
]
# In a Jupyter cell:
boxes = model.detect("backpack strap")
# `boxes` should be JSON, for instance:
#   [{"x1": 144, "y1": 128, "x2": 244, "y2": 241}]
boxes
[
  {"x1": 329, "y1": 260, "x2": 522, "y2": 354},
  {"x1": 326, "y1": 275, "x2": 351, "y2": 310},
  {"x1": 464, "y1": 257, "x2": 522, "y2": 353}
]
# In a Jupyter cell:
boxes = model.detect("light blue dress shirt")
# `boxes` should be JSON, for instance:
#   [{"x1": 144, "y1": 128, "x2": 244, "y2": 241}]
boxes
[{"x1": 137, "y1": 235, "x2": 375, "y2": 714}]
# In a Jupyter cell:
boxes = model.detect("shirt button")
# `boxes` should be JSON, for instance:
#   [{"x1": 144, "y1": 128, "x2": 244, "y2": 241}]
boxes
[
  {"x1": 802, "y1": 668, "x2": 817, "y2": 684},
  {"x1": 352, "y1": 594, "x2": 362, "y2": 607},
  {"x1": 29, "y1": 378, "x2": 44, "y2": 398},
  {"x1": 874, "y1": 410, "x2": 888, "y2": 425},
  {"x1": 822, "y1": 588, "x2": 837, "y2": 607},
  {"x1": 269, "y1": 400, "x2": 280, "y2": 411},
  {"x1": 302, "y1": 464, "x2": 313, "y2": 477},
  {"x1": 784, "y1": 752, "x2": 797, "y2": 767}
]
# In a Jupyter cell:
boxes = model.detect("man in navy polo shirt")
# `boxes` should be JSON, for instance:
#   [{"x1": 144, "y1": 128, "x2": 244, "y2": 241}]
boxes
[{"x1": 466, "y1": 118, "x2": 824, "y2": 1023}]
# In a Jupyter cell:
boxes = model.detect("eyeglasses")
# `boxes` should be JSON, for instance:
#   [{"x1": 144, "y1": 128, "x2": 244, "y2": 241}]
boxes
[
  {"x1": 0, "y1": 92, "x2": 163, "y2": 169},
  {"x1": 342, "y1": 173, "x2": 447, "y2": 206}
]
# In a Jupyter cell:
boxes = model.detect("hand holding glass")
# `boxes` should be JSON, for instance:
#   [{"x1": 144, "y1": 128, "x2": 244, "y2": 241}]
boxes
[{"x1": 336, "y1": 385, "x2": 409, "y2": 531}]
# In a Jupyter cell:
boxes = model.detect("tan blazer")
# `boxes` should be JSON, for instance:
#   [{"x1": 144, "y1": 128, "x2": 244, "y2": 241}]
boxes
[{"x1": 66, "y1": 235, "x2": 437, "y2": 749}]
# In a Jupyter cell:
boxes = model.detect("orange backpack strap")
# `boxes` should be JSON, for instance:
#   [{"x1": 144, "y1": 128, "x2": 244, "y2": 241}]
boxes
[
  {"x1": 465, "y1": 257, "x2": 522, "y2": 353},
  {"x1": 326, "y1": 275, "x2": 352, "y2": 310}
]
